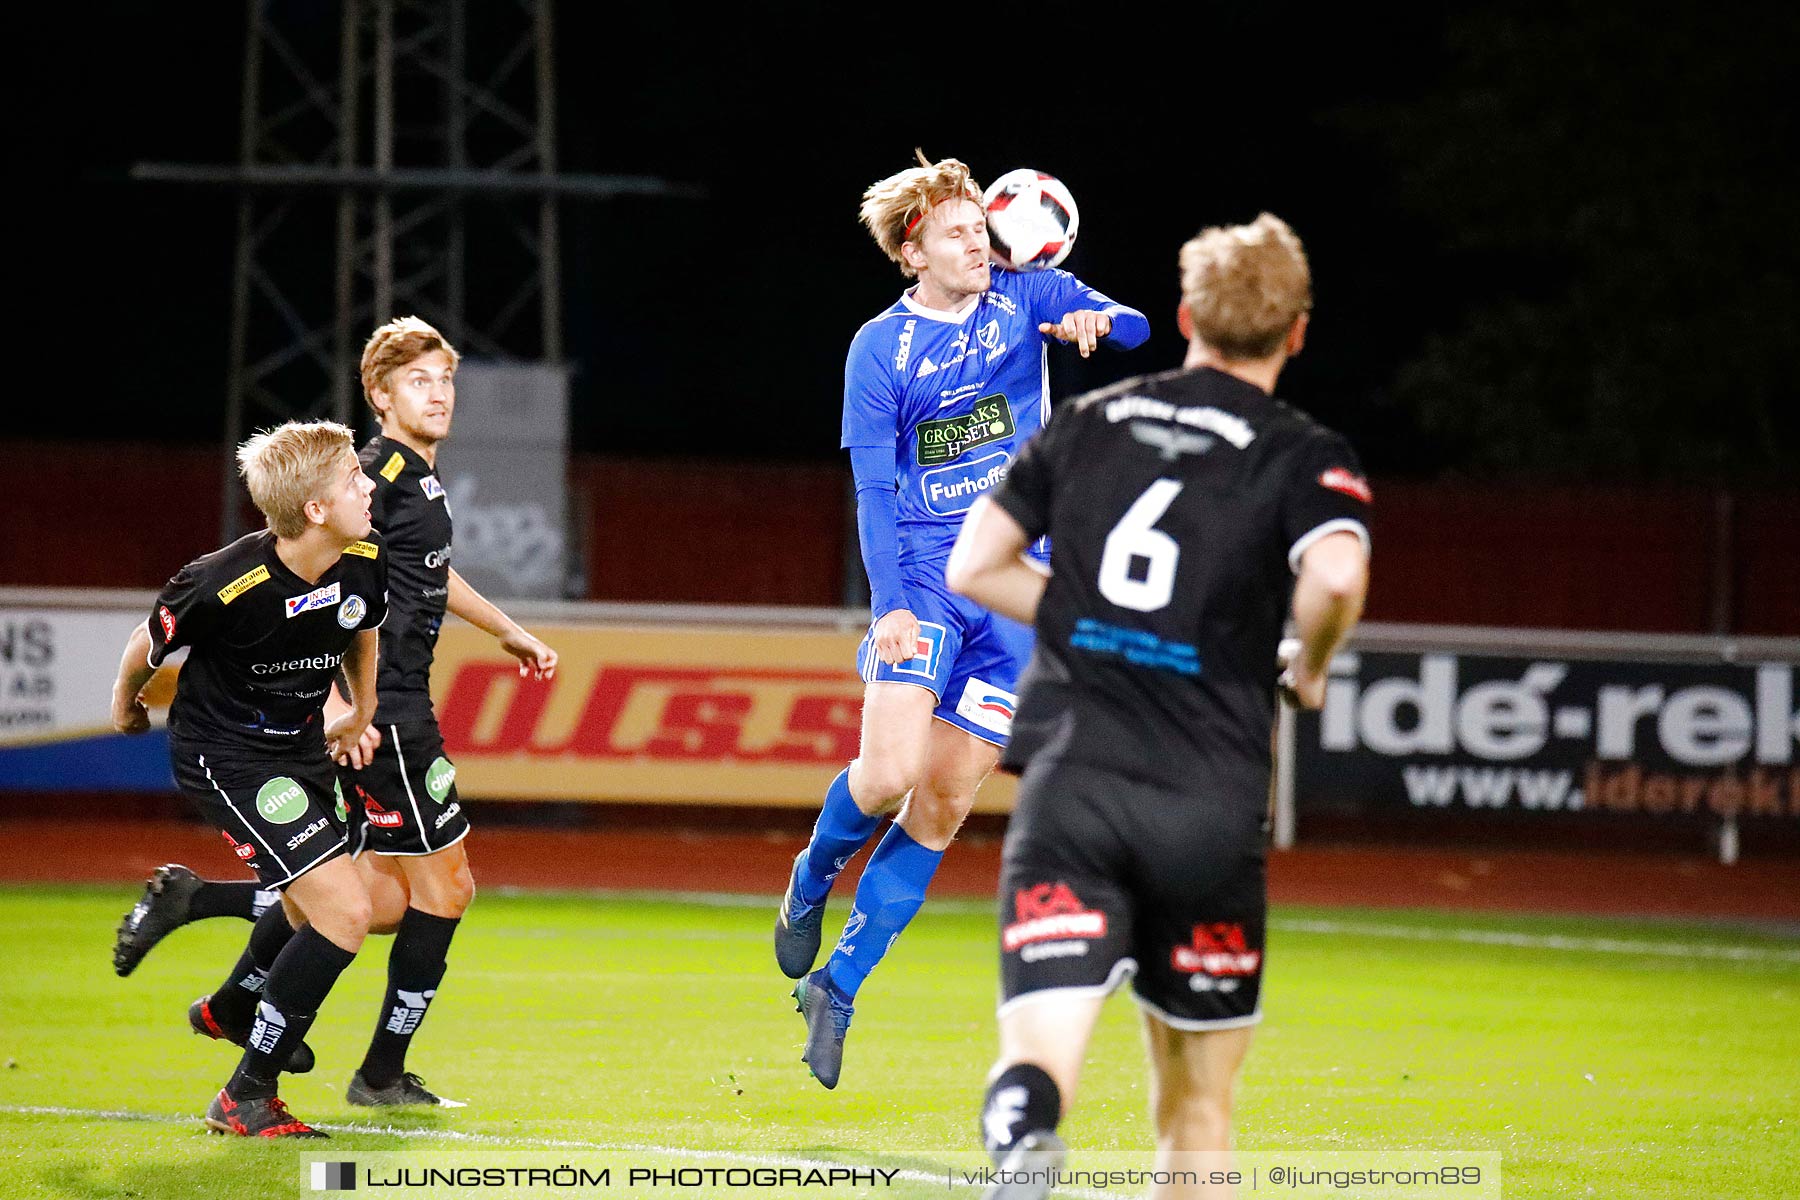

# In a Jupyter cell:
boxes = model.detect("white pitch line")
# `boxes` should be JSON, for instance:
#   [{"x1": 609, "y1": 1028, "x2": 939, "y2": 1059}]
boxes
[
  {"x1": 1271, "y1": 918, "x2": 1800, "y2": 963},
  {"x1": 0, "y1": 1104, "x2": 1128, "y2": 1200},
  {"x1": 497, "y1": 888, "x2": 1800, "y2": 963}
]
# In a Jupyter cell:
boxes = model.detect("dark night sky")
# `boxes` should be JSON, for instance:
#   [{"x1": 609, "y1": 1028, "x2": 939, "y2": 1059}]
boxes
[{"x1": 29, "y1": 2, "x2": 1798, "y2": 482}]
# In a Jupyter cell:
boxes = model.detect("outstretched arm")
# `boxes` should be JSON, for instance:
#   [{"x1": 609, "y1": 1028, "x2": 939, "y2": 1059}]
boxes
[
  {"x1": 448, "y1": 568, "x2": 557, "y2": 680},
  {"x1": 1035, "y1": 272, "x2": 1150, "y2": 356}
]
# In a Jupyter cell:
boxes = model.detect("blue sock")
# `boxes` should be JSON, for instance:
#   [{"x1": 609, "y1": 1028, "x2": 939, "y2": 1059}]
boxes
[
  {"x1": 824, "y1": 824, "x2": 943, "y2": 1000},
  {"x1": 794, "y1": 768, "x2": 880, "y2": 909}
]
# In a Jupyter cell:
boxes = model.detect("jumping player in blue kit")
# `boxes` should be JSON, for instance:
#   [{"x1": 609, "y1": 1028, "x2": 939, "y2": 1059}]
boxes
[{"x1": 778, "y1": 152, "x2": 1149, "y2": 1088}]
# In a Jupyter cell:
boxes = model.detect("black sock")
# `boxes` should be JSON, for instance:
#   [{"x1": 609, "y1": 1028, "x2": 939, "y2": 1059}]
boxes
[
  {"x1": 188, "y1": 881, "x2": 277, "y2": 922},
  {"x1": 981, "y1": 1063, "x2": 1063, "y2": 1162},
  {"x1": 208, "y1": 905, "x2": 298, "y2": 1029},
  {"x1": 359, "y1": 908, "x2": 461, "y2": 1087},
  {"x1": 226, "y1": 925, "x2": 357, "y2": 1099}
]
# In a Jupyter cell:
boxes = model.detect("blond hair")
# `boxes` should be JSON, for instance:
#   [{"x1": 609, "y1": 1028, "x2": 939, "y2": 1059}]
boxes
[
  {"x1": 359, "y1": 315, "x2": 460, "y2": 411},
  {"x1": 859, "y1": 150, "x2": 984, "y2": 277},
  {"x1": 236, "y1": 420, "x2": 356, "y2": 539},
  {"x1": 1179, "y1": 213, "x2": 1312, "y2": 360}
]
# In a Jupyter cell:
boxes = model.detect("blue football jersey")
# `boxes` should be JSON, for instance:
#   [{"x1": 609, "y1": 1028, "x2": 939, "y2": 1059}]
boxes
[{"x1": 841, "y1": 265, "x2": 1149, "y2": 569}]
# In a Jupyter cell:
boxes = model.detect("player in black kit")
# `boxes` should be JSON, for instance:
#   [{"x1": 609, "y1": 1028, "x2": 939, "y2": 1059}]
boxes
[
  {"x1": 325, "y1": 316, "x2": 557, "y2": 1106},
  {"x1": 110, "y1": 420, "x2": 386, "y2": 1137},
  {"x1": 946, "y1": 214, "x2": 1371, "y2": 1197},
  {"x1": 113, "y1": 317, "x2": 557, "y2": 1108}
]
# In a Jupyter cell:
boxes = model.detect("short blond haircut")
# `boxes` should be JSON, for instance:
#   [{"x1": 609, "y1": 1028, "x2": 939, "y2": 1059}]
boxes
[
  {"x1": 1179, "y1": 213, "x2": 1312, "y2": 360},
  {"x1": 359, "y1": 315, "x2": 460, "y2": 411},
  {"x1": 236, "y1": 420, "x2": 356, "y2": 539},
  {"x1": 859, "y1": 150, "x2": 984, "y2": 277}
]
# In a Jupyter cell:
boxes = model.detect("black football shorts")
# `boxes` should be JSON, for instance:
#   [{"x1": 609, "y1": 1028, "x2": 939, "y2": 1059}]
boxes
[
  {"x1": 339, "y1": 718, "x2": 470, "y2": 857},
  {"x1": 998, "y1": 759, "x2": 1268, "y2": 1030},
  {"x1": 172, "y1": 743, "x2": 349, "y2": 889}
]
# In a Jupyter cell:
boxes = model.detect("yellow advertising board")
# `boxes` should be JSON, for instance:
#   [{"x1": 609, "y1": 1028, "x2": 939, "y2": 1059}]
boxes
[{"x1": 430, "y1": 622, "x2": 1019, "y2": 812}]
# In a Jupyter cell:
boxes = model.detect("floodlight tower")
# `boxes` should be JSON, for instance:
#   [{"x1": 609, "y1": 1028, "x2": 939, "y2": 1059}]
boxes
[{"x1": 133, "y1": 0, "x2": 696, "y2": 536}]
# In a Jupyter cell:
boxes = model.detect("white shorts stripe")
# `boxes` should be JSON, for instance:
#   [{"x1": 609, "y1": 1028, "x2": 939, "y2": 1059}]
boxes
[
  {"x1": 198, "y1": 754, "x2": 282, "y2": 866},
  {"x1": 389, "y1": 724, "x2": 435, "y2": 853}
]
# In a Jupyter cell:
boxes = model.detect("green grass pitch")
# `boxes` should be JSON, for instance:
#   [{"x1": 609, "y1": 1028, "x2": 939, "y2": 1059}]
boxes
[{"x1": 1, "y1": 884, "x2": 1796, "y2": 1198}]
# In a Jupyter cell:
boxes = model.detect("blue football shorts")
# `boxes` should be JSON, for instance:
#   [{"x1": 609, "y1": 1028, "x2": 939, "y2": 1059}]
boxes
[{"x1": 855, "y1": 568, "x2": 1035, "y2": 746}]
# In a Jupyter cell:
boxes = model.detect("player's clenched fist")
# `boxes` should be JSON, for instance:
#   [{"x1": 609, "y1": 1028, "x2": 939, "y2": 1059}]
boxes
[
  {"x1": 113, "y1": 693, "x2": 151, "y2": 735},
  {"x1": 1038, "y1": 310, "x2": 1113, "y2": 357},
  {"x1": 872, "y1": 609, "x2": 921, "y2": 666}
]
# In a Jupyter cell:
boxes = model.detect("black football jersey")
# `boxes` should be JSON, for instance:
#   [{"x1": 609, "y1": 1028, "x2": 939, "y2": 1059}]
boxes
[
  {"x1": 992, "y1": 367, "x2": 1372, "y2": 798},
  {"x1": 148, "y1": 530, "x2": 390, "y2": 755},
  {"x1": 359, "y1": 435, "x2": 454, "y2": 723}
]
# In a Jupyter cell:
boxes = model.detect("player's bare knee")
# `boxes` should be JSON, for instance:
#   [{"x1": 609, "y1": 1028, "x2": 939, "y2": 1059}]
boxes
[
  {"x1": 897, "y1": 789, "x2": 967, "y2": 850},
  {"x1": 407, "y1": 853, "x2": 475, "y2": 918},
  {"x1": 366, "y1": 884, "x2": 409, "y2": 934},
  {"x1": 435, "y1": 869, "x2": 475, "y2": 917},
  {"x1": 1153, "y1": 1086, "x2": 1231, "y2": 1146},
  {"x1": 309, "y1": 894, "x2": 371, "y2": 951},
  {"x1": 339, "y1": 888, "x2": 374, "y2": 936},
  {"x1": 850, "y1": 758, "x2": 919, "y2": 812}
]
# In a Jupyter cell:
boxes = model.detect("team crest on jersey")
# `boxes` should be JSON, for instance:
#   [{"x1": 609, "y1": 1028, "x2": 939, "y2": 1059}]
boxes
[
  {"x1": 284, "y1": 582, "x2": 341, "y2": 618},
  {"x1": 916, "y1": 394, "x2": 1015, "y2": 466},
  {"x1": 337, "y1": 594, "x2": 366, "y2": 628},
  {"x1": 977, "y1": 319, "x2": 1002, "y2": 351},
  {"x1": 420, "y1": 475, "x2": 445, "y2": 501},
  {"x1": 955, "y1": 677, "x2": 1017, "y2": 736},
  {"x1": 890, "y1": 622, "x2": 947, "y2": 681}
]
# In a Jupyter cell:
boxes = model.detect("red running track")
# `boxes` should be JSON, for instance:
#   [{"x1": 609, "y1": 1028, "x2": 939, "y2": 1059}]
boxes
[{"x1": 1, "y1": 817, "x2": 1795, "y2": 923}]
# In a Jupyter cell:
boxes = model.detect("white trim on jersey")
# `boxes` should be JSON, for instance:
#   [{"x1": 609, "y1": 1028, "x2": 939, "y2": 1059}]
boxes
[
  {"x1": 1287, "y1": 518, "x2": 1371, "y2": 575},
  {"x1": 849, "y1": 308, "x2": 915, "y2": 339},
  {"x1": 899, "y1": 290, "x2": 981, "y2": 324}
]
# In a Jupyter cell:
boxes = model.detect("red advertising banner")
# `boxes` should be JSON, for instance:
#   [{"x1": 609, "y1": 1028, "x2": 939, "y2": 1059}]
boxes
[{"x1": 430, "y1": 622, "x2": 1020, "y2": 811}]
